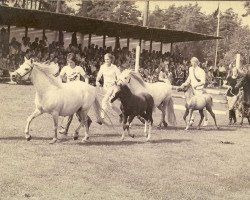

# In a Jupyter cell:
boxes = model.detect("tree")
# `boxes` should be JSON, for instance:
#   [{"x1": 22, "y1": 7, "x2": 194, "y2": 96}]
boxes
[
  {"x1": 242, "y1": 1, "x2": 250, "y2": 17},
  {"x1": 77, "y1": 0, "x2": 141, "y2": 25}
]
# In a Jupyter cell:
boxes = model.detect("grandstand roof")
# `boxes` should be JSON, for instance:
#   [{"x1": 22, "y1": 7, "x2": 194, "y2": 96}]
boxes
[{"x1": 0, "y1": 5, "x2": 222, "y2": 43}]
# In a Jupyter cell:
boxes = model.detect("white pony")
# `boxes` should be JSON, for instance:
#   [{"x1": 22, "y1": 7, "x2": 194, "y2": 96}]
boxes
[
  {"x1": 117, "y1": 69, "x2": 176, "y2": 127},
  {"x1": 16, "y1": 58, "x2": 105, "y2": 143}
]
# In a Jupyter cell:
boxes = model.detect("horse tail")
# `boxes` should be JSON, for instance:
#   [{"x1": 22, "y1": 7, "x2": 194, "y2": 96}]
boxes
[
  {"x1": 93, "y1": 97, "x2": 114, "y2": 128},
  {"x1": 166, "y1": 96, "x2": 177, "y2": 126}
]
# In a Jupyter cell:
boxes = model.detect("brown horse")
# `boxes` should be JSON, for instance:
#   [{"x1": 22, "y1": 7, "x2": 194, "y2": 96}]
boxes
[
  {"x1": 235, "y1": 74, "x2": 250, "y2": 125},
  {"x1": 110, "y1": 83, "x2": 154, "y2": 141},
  {"x1": 177, "y1": 84, "x2": 219, "y2": 130}
]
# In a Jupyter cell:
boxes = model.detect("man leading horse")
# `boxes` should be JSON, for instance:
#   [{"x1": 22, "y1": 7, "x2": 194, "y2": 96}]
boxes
[{"x1": 179, "y1": 57, "x2": 209, "y2": 126}]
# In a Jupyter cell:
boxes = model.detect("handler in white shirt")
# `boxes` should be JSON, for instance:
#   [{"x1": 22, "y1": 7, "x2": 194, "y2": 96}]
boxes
[
  {"x1": 60, "y1": 59, "x2": 89, "y2": 83},
  {"x1": 96, "y1": 53, "x2": 122, "y2": 120},
  {"x1": 180, "y1": 57, "x2": 209, "y2": 126},
  {"x1": 59, "y1": 57, "x2": 89, "y2": 135}
]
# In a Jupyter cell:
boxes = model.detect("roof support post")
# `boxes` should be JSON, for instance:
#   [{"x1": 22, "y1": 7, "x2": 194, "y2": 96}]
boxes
[
  {"x1": 127, "y1": 38, "x2": 130, "y2": 50},
  {"x1": 139, "y1": 38, "x2": 142, "y2": 49},
  {"x1": 103, "y1": 35, "x2": 106, "y2": 48},
  {"x1": 115, "y1": 36, "x2": 120, "y2": 51},
  {"x1": 170, "y1": 43, "x2": 173, "y2": 54},
  {"x1": 7, "y1": 25, "x2": 10, "y2": 42},
  {"x1": 38, "y1": 0, "x2": 42, "y2": 10},
  {"x1": 149, "y1": 40, "x2": 152, "y2": 53},
  {"x1": 160, "y1": 42, "x2": 163, "y2": 53},
  {"x1": 42, "y1": 29, "x2": 45, "y2": 38},
  {"x1": 135, "y1": 45, "x2": 140, "y2": 73},
  {"x1": 88, "y1": 33, "x2": 91, "y2": 47},
  {"x1": 25, "y1": 26, "x2": 28, "y2": 38},
  {"x1": 80, "y1": 33, "x2": 84, "y2": 50}
]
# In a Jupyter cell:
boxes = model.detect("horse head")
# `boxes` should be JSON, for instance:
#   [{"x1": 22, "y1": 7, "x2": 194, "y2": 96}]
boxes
[
  {"x1": 11, "y1": 57, "x2": 34, "y2": 83},
  {"x1": 117, "y1": 69, "x2": 132, "y2": 85},
  {"x1": 117, "y1": 69, "x2": 146, "y2": 93},
  {"x1": 110, "y1": 82, "x2": 130, "y2": 103}
]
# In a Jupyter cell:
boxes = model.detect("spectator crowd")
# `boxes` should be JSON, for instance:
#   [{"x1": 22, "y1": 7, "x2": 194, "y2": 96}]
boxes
[{"x1": 0, "y1": 27, "x2": 228, "y2": 87}]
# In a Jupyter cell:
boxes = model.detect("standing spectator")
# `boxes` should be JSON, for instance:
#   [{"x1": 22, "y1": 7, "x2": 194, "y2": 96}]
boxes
[{"x1": 223, "y1": 67, "x2": 240, "y2": 125}]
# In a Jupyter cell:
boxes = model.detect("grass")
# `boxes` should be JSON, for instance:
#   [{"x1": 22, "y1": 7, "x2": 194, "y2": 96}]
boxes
[{"x1": 0, "y1": 84, "x2": 250, "y2": 200}]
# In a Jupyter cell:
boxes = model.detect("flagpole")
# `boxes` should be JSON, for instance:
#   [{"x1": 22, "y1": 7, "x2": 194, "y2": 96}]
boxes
[{"x1": 214, "y1": 3, "x2": 220, "y2": 69}]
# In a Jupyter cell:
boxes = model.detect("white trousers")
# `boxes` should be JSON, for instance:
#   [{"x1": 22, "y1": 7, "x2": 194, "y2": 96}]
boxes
[{"x1": 101, "y1": 86, "x2": 122, "y2": 118}]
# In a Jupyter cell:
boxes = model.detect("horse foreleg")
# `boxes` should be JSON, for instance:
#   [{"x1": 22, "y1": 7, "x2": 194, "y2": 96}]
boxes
[
  {"x1": 121, "y1": 115, "x2": 128, "y2": 141},
  {"x1": 128, "y1": 115, "x2": 135, "y2": 138},
  {"x1": 50, "y1": 113, "x2": 59, "y2": 144},
  {"x1": 146, "y1": 116, "x2": 153, "y2": 142},
  {"x1": 186, "y1": 109, "x2": 194, "y2": 130},
  {"x1": 197, "y1": 110, "x2": 204, "y2": 130},
  {"x1": 183, "y1": 108, "x2": 189, "y2": 124},
  {"x1": 206, "y1": 107, "x2": 219, "y2": 129},
  {"x1": 25, "y1": 109, "x2": 43, "y2": 141}
]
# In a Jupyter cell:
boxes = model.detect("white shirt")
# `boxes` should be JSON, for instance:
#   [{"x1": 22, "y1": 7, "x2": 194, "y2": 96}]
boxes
[
  {"x1": 96, "y1": 63, "x2": 120, "y2": 87},
  {"x1": 49, "y1": 61, "x2": 60, "y2": 76},
  {"x1": 185, "y1": 66, "x2": 206, "y2": 90},
  {"x1": 60, "y1": 65, "x2": 86, "y2": 82}
]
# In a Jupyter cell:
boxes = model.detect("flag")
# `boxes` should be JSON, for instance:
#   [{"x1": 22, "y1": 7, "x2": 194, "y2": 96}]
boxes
[{"x1": 213, "y1": 5, "x2": 220, "y2": 18}]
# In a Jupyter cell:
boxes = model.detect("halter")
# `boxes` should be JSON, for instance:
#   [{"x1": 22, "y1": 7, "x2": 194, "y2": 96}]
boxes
[{"x1": 16, "y1": 61, "x2": 34, "y2": 79}]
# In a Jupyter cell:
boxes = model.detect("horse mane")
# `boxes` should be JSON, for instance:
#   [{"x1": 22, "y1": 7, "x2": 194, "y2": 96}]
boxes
[
  {"x1": 129, "y1": 70, "x2": 146, "y2": 87},
  {"x1": 33, "y1": 62, "x2": 63, "y2": 88}
]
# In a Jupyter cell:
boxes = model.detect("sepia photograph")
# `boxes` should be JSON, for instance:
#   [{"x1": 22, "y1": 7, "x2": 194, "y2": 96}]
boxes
[{"x1": 0, "y1": 0, "x2": 250, "y2": 199}]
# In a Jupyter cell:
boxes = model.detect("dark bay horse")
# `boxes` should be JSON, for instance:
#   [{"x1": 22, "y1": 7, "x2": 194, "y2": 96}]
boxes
[
  {"x1": 110, "y1": 84, "x2": 154, "y2": 141},
  {"x1": 177, "y1": 84, "x2": 219, "y2": 130},
  {"x1": 235, "y1": 73, "x2": 250, "y2": 125}
]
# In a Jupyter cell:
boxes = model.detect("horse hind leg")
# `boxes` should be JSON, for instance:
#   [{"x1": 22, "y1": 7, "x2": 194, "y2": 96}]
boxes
[
  {"x1": 157, "y1": 101, "x2": 167, "y2": 128},
  {"x1": 206, "y1": 106, "x2": 219, "y2": 129},
  {"x1": 25, "y1": 108, "x2": 43, "y2": 141},
  {"x1": 197, "y1": 110, "x2": 204, "y2": 130},
  {"x1": 146, "y1": 115, "x2": 153, "y2": 142},
  {"x1": 74, "y1": 114, "x2": 92, "y2": 140},
  {"x1": 50, "y1": 112, "x2": 59, "y2": 144},
  {"x1": 75, "y1": 109, "x2": 90, "y2": 142}
]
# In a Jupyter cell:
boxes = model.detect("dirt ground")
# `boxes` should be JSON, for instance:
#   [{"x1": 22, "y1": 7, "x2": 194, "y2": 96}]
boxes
[{"x1": 0, "y1": 84, "x2": 249, "y2": 200}]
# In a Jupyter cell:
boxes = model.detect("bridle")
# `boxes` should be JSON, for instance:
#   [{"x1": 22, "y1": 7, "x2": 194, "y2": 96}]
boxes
[{"x1": 15, "y1": 61, "x2": 34, "y2": 80}]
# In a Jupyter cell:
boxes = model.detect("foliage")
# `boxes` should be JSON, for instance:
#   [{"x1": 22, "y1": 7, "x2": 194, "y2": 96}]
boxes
[
  {"x1": 76, "y1": 0, "x2": 141, "y2": 24},
  {"x1": 242, "y1": 1, "x2": 250, "y2": 17},
  {"x1": 147, "y1": 3, "x2": 250, "y2": 67}
]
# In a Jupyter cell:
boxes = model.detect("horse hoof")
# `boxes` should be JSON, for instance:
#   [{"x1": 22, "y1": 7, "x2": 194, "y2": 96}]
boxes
[
  {"x1": 26, "y1": 135, "x2": 32, "y2": 141},
  {"x1": 120, "y1": 136, "x2": 125, "y2": 141},
  {"x1": 163, "y1": 122, "x2": 168, "y2": 127},
  {"x1": 59, "y1": 130, "x2": 68, "y2": 136},
  {"x1": 128, "y1": 133, "x2": 135, "y2": 138},
  {"x1": 73, "y1": 136, "x2": 79, "y2": 140},
  {"x1": 97, "y1": 121, "x2": 103, "y2": 125},
  {"x1": 81, "y1": 136, "x2": 89, "y2": 142},
  {"x1": 185, "y1": 127, "x2": 189, "y2": 131},
  {"x1": 49, "y1": 138, "x2": 57, "y2": 144},
  {"x1": 157, "y1": 124, "x2": 162, "y2": 129},
  {"x1": 146, "y1": 137, "x2": 150, "y2": 142},
  {"x1": 216, "y1": 126, "x2": 220, "y2": 130}
]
